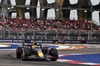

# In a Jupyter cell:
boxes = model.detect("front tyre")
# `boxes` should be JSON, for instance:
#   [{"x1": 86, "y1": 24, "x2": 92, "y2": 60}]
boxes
[{"x1": 49, "y1": 48, "x2": 58, "y2": 61}]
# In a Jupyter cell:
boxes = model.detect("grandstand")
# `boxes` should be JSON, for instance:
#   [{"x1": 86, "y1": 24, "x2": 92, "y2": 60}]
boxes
[{"x1": 0, "y1": 0, "x2": 100, "y2": 40}]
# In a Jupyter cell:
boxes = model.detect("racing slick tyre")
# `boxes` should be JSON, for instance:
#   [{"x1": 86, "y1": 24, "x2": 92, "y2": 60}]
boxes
[
  {"x1": 21, "y1": 48, "x2": 30, "y2": 60},
  {"x1": 42, "y1": 48, "x2": 48, "y2": 54},
  {"x1": 49, "y1": 48, "x2": 58, "y2": 61},
  {"x1": 16, "y1": 47, "x2": 22, "y2": 59},
  {"x1": 24, "y1": 48, "x2": 30, "y2": 56}
]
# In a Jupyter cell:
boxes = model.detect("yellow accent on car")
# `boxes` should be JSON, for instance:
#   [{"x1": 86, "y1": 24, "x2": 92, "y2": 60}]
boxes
[
  {"x1": 32, "y1": 46, "x2": 35, "y2": 48},
  {"x1": 38, "y1": 53, "x2": 44, "y2": 57}
]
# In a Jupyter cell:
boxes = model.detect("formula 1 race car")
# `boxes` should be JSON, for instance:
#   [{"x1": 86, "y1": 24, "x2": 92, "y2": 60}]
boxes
[{"x1": 16, "y1": 42, "x2": 58, "y2": 61}]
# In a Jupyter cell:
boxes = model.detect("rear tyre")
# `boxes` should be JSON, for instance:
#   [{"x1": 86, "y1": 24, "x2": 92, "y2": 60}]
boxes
[
  {"x1": 21, "y1": 48, "x2": 30, "y2": 60},
  {"x1": 24, "y1": 48, "x2": 30, "y2": 56},
  {"x1": 42, "y1": 48, "x2": 48, "y2": 54},
  {"x1": 49, "y1": 48, "x2": 58, "y2": 61},
  {"x1": 16, "y1": 47, "x2": 22, "y2": 59}
]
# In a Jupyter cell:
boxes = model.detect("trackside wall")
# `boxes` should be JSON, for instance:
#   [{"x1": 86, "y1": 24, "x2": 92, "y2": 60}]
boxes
[{"x1": 0, "y1": 39, "x2": 99, "y2": 44}]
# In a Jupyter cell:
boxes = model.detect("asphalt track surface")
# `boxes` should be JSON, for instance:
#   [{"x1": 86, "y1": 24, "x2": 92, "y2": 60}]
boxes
[{"x1": 0, "y1": 46, "x2": 100, "y2": 66}]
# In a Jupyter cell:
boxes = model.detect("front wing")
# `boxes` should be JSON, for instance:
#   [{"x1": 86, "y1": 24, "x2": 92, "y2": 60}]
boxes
[{"x1": 22, "y1": 54, "x2": 54, "y2": 60}]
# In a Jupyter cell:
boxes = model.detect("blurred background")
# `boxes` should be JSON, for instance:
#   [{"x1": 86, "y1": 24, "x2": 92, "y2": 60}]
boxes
[{"x1": 0, "y1": 0, "x2": 100, "y2": 40}]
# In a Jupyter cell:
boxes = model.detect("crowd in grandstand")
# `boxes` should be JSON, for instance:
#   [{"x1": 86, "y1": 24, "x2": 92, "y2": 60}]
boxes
[{"x1": 0, "y1": 17, "x2": 100, "y2": 33}]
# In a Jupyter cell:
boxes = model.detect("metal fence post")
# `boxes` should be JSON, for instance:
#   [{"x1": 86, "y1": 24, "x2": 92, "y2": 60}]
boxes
[
  {"x1": 68, "y1": 29, "x2": 70, "y2": 40},
  {"x1": 8, "y1": 30, "x2": 10, "y2": 39},
  {"x1": 1, "y1": 28, "x2": 3, "y2": 38},
  {"x1": 45, "y1": 29, "x2": 47, "y2": 39},
  {"x1": 56, "y1": 29, "x2": 58, "y2": 40},
  {"x1": 78, "y1": 29, "x2": 81, "y2": 40},
  {"x1": 88, "y1": 31, "x2": 90, "y2": 40},
  {"x1": 33, "y1": 29, "x2": 36, "y2": 39}
]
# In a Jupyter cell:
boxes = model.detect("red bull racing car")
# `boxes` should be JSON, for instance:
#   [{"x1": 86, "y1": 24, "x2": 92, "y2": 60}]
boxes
[{"x1": 16, "y1": 42, "x2": 58, "y2": 61}]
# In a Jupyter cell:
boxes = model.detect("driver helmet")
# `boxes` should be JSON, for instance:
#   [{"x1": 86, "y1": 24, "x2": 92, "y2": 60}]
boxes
[{"x1": 32, "y1": 42, "x2": 37, "y2": 46}]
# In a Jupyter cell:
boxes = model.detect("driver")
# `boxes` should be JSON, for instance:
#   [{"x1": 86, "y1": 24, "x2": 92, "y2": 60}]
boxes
[{"x1": 32, "y1": 42, "x2": 38, "y2": 48}]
